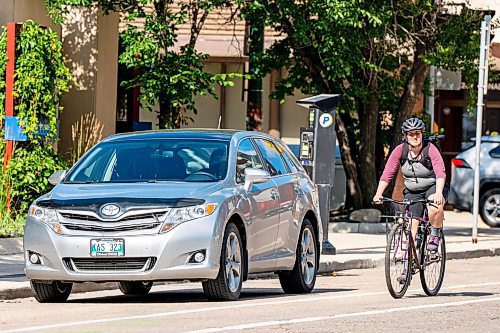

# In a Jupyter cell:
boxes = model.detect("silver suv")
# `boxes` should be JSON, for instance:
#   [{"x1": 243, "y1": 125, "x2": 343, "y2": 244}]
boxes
[
  {"x1": 24, "y1": 130, "x2": 322, "y2": 302},
  {"x1": 448, "y1": 136, "x2": 500, "y2": 227}
]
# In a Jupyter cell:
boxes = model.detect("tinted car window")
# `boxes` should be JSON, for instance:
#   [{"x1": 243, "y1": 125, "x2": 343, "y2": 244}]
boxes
[
  {"x1": 490, "y1": 145, "x2": 500, "y2": 158},
  {"x1": 275, "y1": 142, "x2": 301, "y2": 173},
  {"x1": 66, "y1": 139, "x2": 230, "y2": 183},
  {"x1": 254, "y1": 139, "x2": 288, "y2": 176},
  {"x1": 235, "y1": 139, "x2": 264, "y2": 183}
]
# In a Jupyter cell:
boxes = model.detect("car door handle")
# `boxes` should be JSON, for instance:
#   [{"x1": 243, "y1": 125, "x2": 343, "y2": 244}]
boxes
[
  {"x1": 271, "y1": 190, "x2": 279, "y2": 201},
  {"x1": 293, "y1": 183, "x2": 301, "y2": 194}
]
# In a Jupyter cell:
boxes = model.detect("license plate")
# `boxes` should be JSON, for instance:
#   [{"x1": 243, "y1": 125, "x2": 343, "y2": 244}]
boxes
[{"x1": 90, "y1": 239, "x2": 124, "y2": 256}]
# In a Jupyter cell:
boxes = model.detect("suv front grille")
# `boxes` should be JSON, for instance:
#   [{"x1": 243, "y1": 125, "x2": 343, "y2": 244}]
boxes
[
  {"x1": 59, "y1": 212, "x2": 100, "y2": 222},
  {"x1": 64, "y1": 257, "x2": 156, "y2": 272},
  {"x1": 61, "y1": 222, "x2": 161, "y2": 232},
  {"x1": 57, "y1": 209, "x2": 169, "y2": 233}
]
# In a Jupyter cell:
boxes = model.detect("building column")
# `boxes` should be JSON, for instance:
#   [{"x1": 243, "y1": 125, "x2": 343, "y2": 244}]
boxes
[{"x1": 59, "y1": 5, "x2": 119, "y2": 158}]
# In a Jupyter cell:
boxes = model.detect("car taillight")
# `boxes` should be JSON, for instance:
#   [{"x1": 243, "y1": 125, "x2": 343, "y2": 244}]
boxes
[{"x1": 452, "y1": 158, "x2": 471, "y2": 169}]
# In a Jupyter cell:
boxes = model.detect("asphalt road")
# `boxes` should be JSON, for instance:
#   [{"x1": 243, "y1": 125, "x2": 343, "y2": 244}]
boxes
[{"x1": 1, "y1": 256, "x2": 500, "y2": 333}]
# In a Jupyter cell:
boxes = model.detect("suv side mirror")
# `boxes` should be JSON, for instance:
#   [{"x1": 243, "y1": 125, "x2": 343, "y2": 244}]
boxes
[
  {"x1": 48, "y1": 170, "x2": 67, "y2": 186},
  {"x1": 244, "y1": 168, "x2": 270, "y2": 191}
]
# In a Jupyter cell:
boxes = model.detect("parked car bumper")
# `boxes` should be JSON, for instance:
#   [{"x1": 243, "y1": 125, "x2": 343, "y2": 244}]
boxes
[{"x1": 24, "y1": 216, "x2": 221, "y2": 282}]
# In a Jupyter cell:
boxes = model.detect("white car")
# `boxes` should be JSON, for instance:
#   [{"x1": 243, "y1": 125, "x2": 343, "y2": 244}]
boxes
[{"x1": 448, "y1": 136, "x2": 500, "y2": 227}]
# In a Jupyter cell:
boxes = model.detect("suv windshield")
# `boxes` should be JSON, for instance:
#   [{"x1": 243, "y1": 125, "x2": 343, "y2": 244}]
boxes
[{"x1": 65, "y1": 138, "x2": 230, "y2": 183}]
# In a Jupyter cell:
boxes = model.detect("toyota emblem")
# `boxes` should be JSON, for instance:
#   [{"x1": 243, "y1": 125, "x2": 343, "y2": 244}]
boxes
[{"x1": 100, "y1": 204, "x2": 120, "y2": 217}]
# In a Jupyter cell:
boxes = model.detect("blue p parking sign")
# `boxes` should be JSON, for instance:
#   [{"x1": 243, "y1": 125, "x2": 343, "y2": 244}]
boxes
[{"x1": 319, "y1": 113, "x2": 333, "y2": 128}]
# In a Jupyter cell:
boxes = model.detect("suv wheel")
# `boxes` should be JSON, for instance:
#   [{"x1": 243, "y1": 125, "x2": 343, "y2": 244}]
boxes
[
  {"x1": 480, "y1": 188, "x2": 500, "y2": 227},
  {"x1": 278, "y1": 219, "x2": 317, "y2": 293},
  {"x1": 31, "y1": 280, "x2": 72, "y2": 303},
  {"x1": 202, "y1": 222, "x2": 243, "y2": 301}
]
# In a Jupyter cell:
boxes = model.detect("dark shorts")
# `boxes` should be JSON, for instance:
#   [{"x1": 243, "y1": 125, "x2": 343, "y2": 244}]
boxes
[{"x1": 403, "y1": 184, "x2": 450, "y2": 218}]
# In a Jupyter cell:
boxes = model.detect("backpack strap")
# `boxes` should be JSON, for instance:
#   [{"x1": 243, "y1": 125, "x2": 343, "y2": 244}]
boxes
[
  {"x1": 400, "y1": 141, "x2": 433, "y2": 171},
  {"x1": 420, "y1": 142, "x2": 433, "y2": 171},
  {"x1": 399, "y1": 142, "x2": 409, "y2": 166}
]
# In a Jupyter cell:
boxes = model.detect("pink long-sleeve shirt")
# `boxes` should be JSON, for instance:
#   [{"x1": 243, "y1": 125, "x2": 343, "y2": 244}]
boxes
[{"x1": 380, "y1": 143, "x2": 446, "y2": 185}]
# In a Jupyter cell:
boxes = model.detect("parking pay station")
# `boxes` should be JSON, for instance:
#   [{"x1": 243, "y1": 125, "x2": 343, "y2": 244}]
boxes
[{"x1": 297, "y1": 94, "x2": 341, "y2": 255}]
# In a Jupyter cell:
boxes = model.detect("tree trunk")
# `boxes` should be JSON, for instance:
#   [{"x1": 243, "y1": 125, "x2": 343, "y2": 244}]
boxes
[
  {"x1": 336, "y1": 112, "x2": 363, "y2": 210},
  {"x1": 386, "y1": 42, "x2": 429, "y2": 198},
  {"x1": 159, "y1": 98, "x2": 172, "y2": 129},
  {"x1": 358, "y1": 79, "x2": 379, "y2": 205},
  {"x1": 391, "y1": 42, "x2": 429, "y2": 149}
]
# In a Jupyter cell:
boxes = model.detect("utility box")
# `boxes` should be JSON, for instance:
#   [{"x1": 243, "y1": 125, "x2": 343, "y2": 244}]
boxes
[{"x1": 297, "y1": 94, "x2": 341, "y2": 255}]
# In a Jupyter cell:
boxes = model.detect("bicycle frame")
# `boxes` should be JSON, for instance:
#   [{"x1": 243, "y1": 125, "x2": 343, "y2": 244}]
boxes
[{"x1": 389, "y1": 200, "x2": 431, "y2": 275}]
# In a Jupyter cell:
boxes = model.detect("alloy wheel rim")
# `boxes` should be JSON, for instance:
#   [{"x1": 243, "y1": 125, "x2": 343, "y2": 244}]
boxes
[
  {"x1": 484, "y1": 194, "x2": 500, "y2": 223},
  {"x1": 300, "y1": 228, "x2": 316, "y2": 285},
  {"x1": 225, "y1": 232, "x2": 241, "y2": 293}
]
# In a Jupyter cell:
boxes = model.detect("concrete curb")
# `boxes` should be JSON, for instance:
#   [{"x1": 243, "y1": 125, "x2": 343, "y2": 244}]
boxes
[
  {"x1": 319, "y1": 257, "x2": 385, "y2": 274},
  {"x1": 329, "y1": 222, "x2": 392, "y2": 234}
]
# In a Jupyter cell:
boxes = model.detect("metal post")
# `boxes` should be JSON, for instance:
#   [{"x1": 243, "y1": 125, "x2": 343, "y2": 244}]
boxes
[
  {"x1": 472, "y1": 15, "x2": 491, "y2": 243},
  {"x1": 428, "y1": 66, "x2": 436, "y2": 133},
  {"x1": 3, "y1": 23, "x2": 17, "y2": 171}
]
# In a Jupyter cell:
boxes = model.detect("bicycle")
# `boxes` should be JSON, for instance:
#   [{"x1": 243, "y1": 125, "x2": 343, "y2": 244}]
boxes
[{"x1": 380, "y1": 197, "x2": 446, "y2": 299}]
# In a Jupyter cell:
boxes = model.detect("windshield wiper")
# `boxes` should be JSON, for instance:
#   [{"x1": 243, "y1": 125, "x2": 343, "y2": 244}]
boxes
[{"x1": 64, "y1": 181, "x2": 98, "y2": 184}]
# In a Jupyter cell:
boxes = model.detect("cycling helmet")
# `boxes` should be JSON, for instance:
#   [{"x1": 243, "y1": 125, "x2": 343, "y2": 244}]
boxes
[{"x1": 401, "y1": 117, "x2": 425, "y2": 134}]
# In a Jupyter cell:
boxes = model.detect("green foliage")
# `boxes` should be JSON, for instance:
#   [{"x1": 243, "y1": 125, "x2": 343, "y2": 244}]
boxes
[
  {"x1": 6, "y1": 143, "x2": 68, "y2": 214},
  {"x1": 0, "y1": 22, "x2": 72, "y2": 236},
  {"x1": 238, "y1": 0, "x2": 485, "y2": 208},
  {"x1": 0, "y1": 21, "x2": 72, "y2": 140},
  {"x1": 0, "y1": 170, "x2": 25, "y2": 237},
  {"x1": 47, "y1": 0, "x2": 239, "y2": 129}
]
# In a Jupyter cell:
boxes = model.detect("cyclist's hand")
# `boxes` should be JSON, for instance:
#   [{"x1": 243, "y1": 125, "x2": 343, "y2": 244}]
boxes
[
  {"x1": 429, "y1": 192, "x2": 444, "y2": 206},
  {"x1": 372, "y1": 194, "x2": 383, "y2": 204}
]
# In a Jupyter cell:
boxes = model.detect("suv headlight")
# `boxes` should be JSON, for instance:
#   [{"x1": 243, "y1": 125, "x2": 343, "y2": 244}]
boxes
[
  {"x1": 29, "y1": 205, "x2": 63, "y2": 234},
  {"x1": 160, "y1": 203, "x2": 217, "y2": 233}
]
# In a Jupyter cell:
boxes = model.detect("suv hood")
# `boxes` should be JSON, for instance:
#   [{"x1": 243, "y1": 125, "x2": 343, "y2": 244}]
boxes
[{"x1": 37, "y1": 182, "x2": 223, "y2": 208}]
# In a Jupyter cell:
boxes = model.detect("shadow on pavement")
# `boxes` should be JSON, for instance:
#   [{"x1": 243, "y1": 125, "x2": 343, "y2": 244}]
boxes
[
  {"x1": 407, "y1": 291, "x2": 495, "y2": 299},
  {"x1": 68, "y1": 286, "x2": 355, "y2": 304}
]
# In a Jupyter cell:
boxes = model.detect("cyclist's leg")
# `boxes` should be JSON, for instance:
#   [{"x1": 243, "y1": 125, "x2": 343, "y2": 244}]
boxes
[
  {"x1": 426, "y1": 185, "x2": 449, "y2": 251},
  {"x1": 426, "y1": 185, "x2": 449, "y2": 228}
]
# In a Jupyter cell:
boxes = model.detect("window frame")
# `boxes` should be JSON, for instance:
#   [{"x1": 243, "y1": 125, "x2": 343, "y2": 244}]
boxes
[{"x1": 234, "y1": 138, "x2": 266, "y2": 184}]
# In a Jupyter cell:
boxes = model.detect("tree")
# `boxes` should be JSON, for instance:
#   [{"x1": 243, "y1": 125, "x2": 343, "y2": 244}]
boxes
[
  {"x1": 46, "y1": 0, "x2": 238, "y2": 129},
  {"x1": 237, "y1": 0, "x2": 484, "y2": 209}
]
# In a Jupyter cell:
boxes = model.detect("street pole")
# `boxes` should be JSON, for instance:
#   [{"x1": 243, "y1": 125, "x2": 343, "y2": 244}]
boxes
[
  {"x1": 427, "y1": 66, "x2": 436, "y2": 133},
  {"x1": 472, "y1": 15, "x2": 491, "y2": 243}
]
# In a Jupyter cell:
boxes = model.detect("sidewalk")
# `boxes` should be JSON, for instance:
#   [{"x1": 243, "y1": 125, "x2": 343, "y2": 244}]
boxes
[{"x1": 1, "y1": 210, "x2": 499, "y2": 300}]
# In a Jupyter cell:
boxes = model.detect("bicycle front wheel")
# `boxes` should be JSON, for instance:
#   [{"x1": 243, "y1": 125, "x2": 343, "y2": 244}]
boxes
[
  {"x1": 420, "y1": 229, "x2": 446, "y2": 296},
  {"x1": 385, "y1": 223, "x2": 412, "y2": 299}
]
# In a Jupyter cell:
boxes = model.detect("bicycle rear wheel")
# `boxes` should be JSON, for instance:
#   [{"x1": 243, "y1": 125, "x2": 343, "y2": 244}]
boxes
[
  {"x1": 385, "y1": 223, "x2": 412, "y2": 298},
  {"x1": 420, "y1": 228, "x2": 446, "y2": 296}
]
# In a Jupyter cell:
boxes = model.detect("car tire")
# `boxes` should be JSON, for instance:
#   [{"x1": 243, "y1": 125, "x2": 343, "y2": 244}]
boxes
[
  {"x1": 30, "y1": 280, "x2": 72, "y2": 303},
  {"x1": 118, "y1": 281, "x2": 153, "y2": 295},
  {"x1": 278, "y1": 219, "x2": 317, "y2": 294},
  {"x1": 202, "y1": 222, "x2": 243, "y2": 301},
  {"x1": 480, "y1": 188, "x2": 500, "y2": 227}
]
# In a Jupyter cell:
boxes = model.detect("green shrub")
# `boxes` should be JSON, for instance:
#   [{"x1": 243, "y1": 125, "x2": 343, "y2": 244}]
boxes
[{"x1": 6, "y1": 142, "x2": 69, "y2": 214}]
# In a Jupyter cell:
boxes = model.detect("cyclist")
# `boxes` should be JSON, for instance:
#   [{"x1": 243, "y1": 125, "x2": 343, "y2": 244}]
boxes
[{"x1": 373, "y1": 118, "x2": 449, "y2": 281}]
